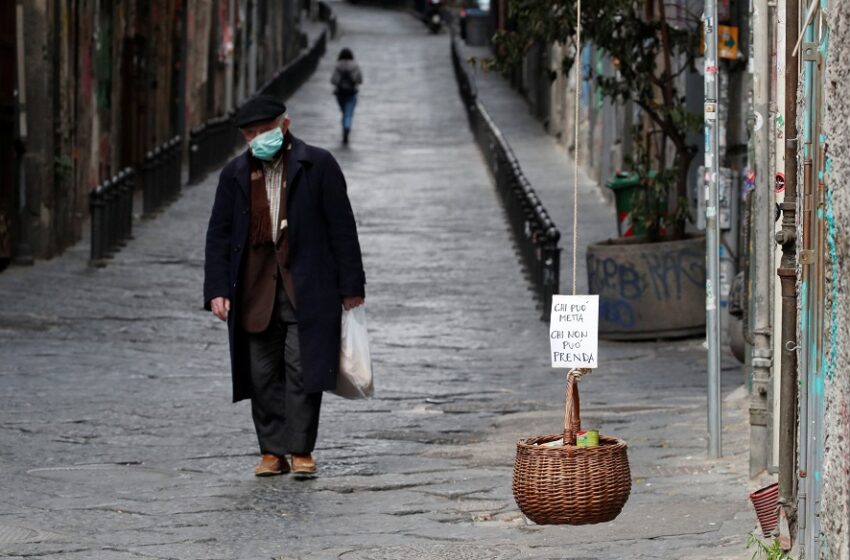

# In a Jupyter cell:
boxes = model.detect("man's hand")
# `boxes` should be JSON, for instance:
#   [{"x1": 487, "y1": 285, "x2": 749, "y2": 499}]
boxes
[
  {"x1": 211, "y1": 297, "x2": 231, "y2": 321},
  {"x1": 343, "y1": 296, "x2": 364, "y2": 311}
]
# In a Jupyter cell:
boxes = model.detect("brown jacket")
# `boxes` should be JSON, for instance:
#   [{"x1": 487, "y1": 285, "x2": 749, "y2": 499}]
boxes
[{"x1": 239, "y1": 158, "x2": 296, "y2": 333}]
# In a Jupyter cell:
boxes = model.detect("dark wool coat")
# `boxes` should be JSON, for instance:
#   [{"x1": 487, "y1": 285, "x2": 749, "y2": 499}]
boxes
[{"x1": 204, "y1": 136, "x2": 366, "y2": 402}]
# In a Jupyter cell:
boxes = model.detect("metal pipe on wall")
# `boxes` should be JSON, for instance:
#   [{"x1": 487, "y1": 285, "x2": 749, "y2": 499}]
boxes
[
  {"x1": 797, "y1": 150, "x2": 812, "y2": 552},
  {"x1": 799, "y1": 3, "x2": 826, "y2": 553},
  {"x1": 770, "y1": 0, "x2": 786, "y2": 476},
  {"x1": 775, "y1": 0, "x2": 799, "y2": 546},
  {"x1": 13, "y1": 0, "x2": 33, "y2": 266},
  {"x1": 225, "y1": 0, "x2": 236, "y2": 111},
  {"x1": 178, "y1": 1, "x2": 187, "y2": 140},
  {"x1": 248, "y1": 0, "x2": 258, "y2": 95},
  {"x1": 749, "y1": 0, "x2": 774, "y2": 478},
  {"x1": 237, "y1": 0, "x2": 248, "y2": 104},
  {"x1": 704, "y1": 0, "x2": 723, "y2": 459}
]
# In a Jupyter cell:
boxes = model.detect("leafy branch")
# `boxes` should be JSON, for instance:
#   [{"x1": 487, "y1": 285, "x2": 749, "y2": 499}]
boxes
[
  {"x1": 491, "y1": 0, "x2": 703, "y2": 240},
  {"x1": 746, "y1": 533, "x2": 793, "y2": 560}
]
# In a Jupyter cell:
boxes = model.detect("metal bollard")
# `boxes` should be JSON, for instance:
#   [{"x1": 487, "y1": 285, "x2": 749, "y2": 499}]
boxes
[
  {"x1": 165, "y1": 139, "x2": 174, "y2": 200},
  {"x1": 123, "y1": 167, "x2": 134, "y2": 240},
  {"x1": 109, "y1": 174, "x2": 122, "y2": 250},
  {"x1": 218, "y1": 121, "x2": 229, "y2": 165},
  {"x1": 174, "y1": 136, "x2": 183, "y2": 193},
  {"x1": 115, "y1": 172, "x2": 125, "y2": 243},
  {"x1": 154, "y1": 146, "x2": 164, "y2": 212},
  {"x1": 163, "y1": 145, "x2": 171, "y2": 207},
  {"x1": 89, "y1": 186, "x2": 106, "y2": 267},
  {"x1": 175, "y1": 137, "x2": 182, "y2": 194},
  {"x1": 101, "y1": 177, "x2": 116, "y2": 256},
  {"x1": 167, "y1": 138, "x2": 176, "y2": 200},
  {"x1": 115, "y1": 169, "x2": 129, "y2": 243},
  {"x1": 211, "y1": 123, "x2": 221, "y2": 171},
  {"x1": 164, "y1": 140, "x2": 174, "y2": 201},
  {"x1": 541, "y1": 230, "x2": 562, "y2": 319},
  {"x1": 189, "y1": 126, "x2": 202, "y2": 184},
  {"x1": 201, "y1": 127, "x2": 208, "y2": 179},
  {"x1": 142, "y1": 151, "x2": 155, "y2": 216},
  {"x1": 219, "y1": 122, "x2": 227, "y2": 166},
  {"x1": 188, "y1": 130, "x2": 196, "y2": 184},
  {"x1": 208, "y1": 124, "x2": 217, "y2": 177},
  {"x1": 173, "y1": 136, "x2": 182, "y2": 197}
]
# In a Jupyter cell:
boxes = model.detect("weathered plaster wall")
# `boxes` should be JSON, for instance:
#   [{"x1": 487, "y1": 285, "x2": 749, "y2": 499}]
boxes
[
  {"x1": 11, "y1": 0, "x2": 307, "y2": 262},
  {"x1": 820, "y1": 3, "x2": 850, "y2": 558},
  {"x1": 23, "y1": 0, "x2": 56, "y2": 258}
]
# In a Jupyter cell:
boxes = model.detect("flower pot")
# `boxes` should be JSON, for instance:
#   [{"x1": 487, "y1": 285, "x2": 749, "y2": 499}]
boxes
[
  {"x1": 587, "y1": 235, "x2": 706, "y2": 340},
  {"x1": 749, "y1": 482, "x2": 780, "y2": 537}
]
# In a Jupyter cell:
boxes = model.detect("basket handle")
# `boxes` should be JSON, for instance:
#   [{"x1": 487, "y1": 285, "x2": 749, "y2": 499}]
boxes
[{"x1": 563, "y1": 368, "x2": 589, "y2": 444}]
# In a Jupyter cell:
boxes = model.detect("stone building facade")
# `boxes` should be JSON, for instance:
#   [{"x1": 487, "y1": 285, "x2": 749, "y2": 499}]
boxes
[
  {"x1": 1, "y1": 0, "x2": 304, "y2": 266},
  {"x1": 819, "y1": 3, "x2": 850, "y2": 558}
]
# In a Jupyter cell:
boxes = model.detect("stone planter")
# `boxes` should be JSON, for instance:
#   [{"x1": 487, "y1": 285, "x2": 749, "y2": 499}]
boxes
[{"x1": 587, "y1": 235, "x2": 706, "y2": 340}]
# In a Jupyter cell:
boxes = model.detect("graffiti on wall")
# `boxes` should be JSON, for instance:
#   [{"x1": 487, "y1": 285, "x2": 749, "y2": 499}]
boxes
[{"x1": 588, "y1": 247, "x2": 706, "y2": 329}]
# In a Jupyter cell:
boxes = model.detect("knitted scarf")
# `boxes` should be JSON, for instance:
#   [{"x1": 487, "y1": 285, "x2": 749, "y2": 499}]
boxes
[{"x1": 248, "y1": 136, "x2": 290, "y2": 247}]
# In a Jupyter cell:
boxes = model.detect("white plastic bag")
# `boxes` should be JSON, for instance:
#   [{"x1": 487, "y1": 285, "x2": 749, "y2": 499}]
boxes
[{"x1": 334, "y1": 306, "x2": 374, "y2": 399}]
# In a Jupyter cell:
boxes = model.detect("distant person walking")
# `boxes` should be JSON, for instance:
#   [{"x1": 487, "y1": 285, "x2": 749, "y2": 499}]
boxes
[{"x1": 331, "y1": 48, "x2": 363, "y2": 145}]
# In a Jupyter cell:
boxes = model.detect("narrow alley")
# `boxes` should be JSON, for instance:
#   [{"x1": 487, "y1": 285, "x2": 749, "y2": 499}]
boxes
[{"x1": 0, "y1": 4, "x2": 751, "y2": 559}]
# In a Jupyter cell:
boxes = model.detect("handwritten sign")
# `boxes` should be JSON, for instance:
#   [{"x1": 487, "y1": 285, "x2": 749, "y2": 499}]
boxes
[{"x1": 550, "y1": 295, "x2": 599, "y2": 368}]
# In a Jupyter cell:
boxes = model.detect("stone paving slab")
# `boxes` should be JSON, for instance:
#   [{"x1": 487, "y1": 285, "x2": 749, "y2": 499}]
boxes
[{"x1": 0, "y1": 2, "x2": 756, "y2": 559}]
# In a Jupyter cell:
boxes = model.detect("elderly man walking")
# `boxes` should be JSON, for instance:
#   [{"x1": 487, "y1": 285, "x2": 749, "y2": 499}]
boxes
[{"x1": 204, "y1": 94, "x2": 366, "y2": 477}]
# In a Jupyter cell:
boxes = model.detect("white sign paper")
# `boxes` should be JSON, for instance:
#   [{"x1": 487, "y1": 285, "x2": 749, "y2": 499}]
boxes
[{"x1": 549, "y1": 295, "x2": 599, "y2": 368}]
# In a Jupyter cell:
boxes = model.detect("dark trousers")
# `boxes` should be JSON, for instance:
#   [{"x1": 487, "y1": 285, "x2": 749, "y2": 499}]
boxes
[{"x1": 247, "y1": 281, "x2": 322, "y2": 456}]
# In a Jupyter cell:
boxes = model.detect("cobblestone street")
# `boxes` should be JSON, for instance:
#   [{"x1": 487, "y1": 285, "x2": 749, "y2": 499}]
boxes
[{"x1": 1, "y1": 3, "x2": 754, "y2": 559}]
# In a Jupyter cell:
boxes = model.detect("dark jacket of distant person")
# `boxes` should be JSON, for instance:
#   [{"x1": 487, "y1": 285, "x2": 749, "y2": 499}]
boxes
[{"x1": 331, "y1": 57, "x2": 363, "y2": 96}]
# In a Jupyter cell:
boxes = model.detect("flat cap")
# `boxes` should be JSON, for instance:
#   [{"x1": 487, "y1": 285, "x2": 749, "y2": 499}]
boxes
[{"x1": 234, "y1": 94, "x2": 287, "y2": 128}]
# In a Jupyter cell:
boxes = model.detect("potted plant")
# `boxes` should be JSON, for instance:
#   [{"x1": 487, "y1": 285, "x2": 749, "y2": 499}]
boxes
[{"x1": 492, "y1": 0, "x2": 707, "y2": 339}]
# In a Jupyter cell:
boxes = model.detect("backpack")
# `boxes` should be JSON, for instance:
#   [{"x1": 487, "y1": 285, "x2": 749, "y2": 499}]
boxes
[{"x1": 337, "y1": 68, "x2": 357, "y2": 95}]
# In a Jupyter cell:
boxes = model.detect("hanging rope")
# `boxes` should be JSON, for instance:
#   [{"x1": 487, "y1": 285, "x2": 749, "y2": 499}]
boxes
[
  {"x1": 566, "y1": 2, "x2": 592, "y2": 398},
  {"x1": 572, "y1": 0, "x2": 582, "y2": 296}
]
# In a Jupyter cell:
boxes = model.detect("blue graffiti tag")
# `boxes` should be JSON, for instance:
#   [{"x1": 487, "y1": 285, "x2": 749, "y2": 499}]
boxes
[
  {"x1": 640, "y1": 248, "x2": 706, "y2": 301},
  {"x1": 586, "y1": 255, "x2": 644, "y2": 300},
  {"x1": 599, "y1": 298, "x2": 636, "y2": 328}
]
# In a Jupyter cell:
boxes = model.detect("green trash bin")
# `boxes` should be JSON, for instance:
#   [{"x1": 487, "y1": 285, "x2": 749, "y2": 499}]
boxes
[
  {"x1": 606, "y1": 171, "x2": 667, "y2": 237},
  {"x1": 606, "y1": 172, "x2": 640, "y2": 237}
]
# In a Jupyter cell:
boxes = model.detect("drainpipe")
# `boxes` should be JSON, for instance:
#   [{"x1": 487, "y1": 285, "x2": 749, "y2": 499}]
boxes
[
  {"x1": 13, "y1": 0, "x2": 33, "y2": 265},
  {"x1": 704, "y1": 0, "x2": 723, "y2": 460},
  {"x1": 775, "y1": 0, "x2": 799, "y2": 544},
  {"x1": 248, "y1": 0, "x2": 258, "y2": 94},
  {"x1": 224, "y1": 0, "x2": 236, "y2": 111},
  {"x1": 177, "y1": 1, "x2": 188, "y2": 141},
  {"x1": 798, "y1": 2, "x2": 825, "y2": 554},
  {"x1": 749, "y1": 0, "x2": 773, "y2": 478},
  {"x1": 236, "y1": 0, "x2": 248, "y2": 105}
]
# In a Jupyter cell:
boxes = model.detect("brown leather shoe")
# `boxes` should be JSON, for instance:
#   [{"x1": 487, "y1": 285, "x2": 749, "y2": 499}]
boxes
[
  {"x1": 291, "y1": 453, "x2": 317, "y2": 475},
  {"x1": 254, "y1": 454, "x2": 290, "y2": 477}
]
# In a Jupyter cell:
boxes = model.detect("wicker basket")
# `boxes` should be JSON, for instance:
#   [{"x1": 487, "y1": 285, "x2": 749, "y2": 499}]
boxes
[{"x1": 512, "y1": 371, "x2": 631, "y2": 525}]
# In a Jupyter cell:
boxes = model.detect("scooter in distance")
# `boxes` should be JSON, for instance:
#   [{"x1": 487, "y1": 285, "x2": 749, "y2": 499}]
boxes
[{"x1": 425, "y1": 0, "x2": 442, "y2": 33}]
